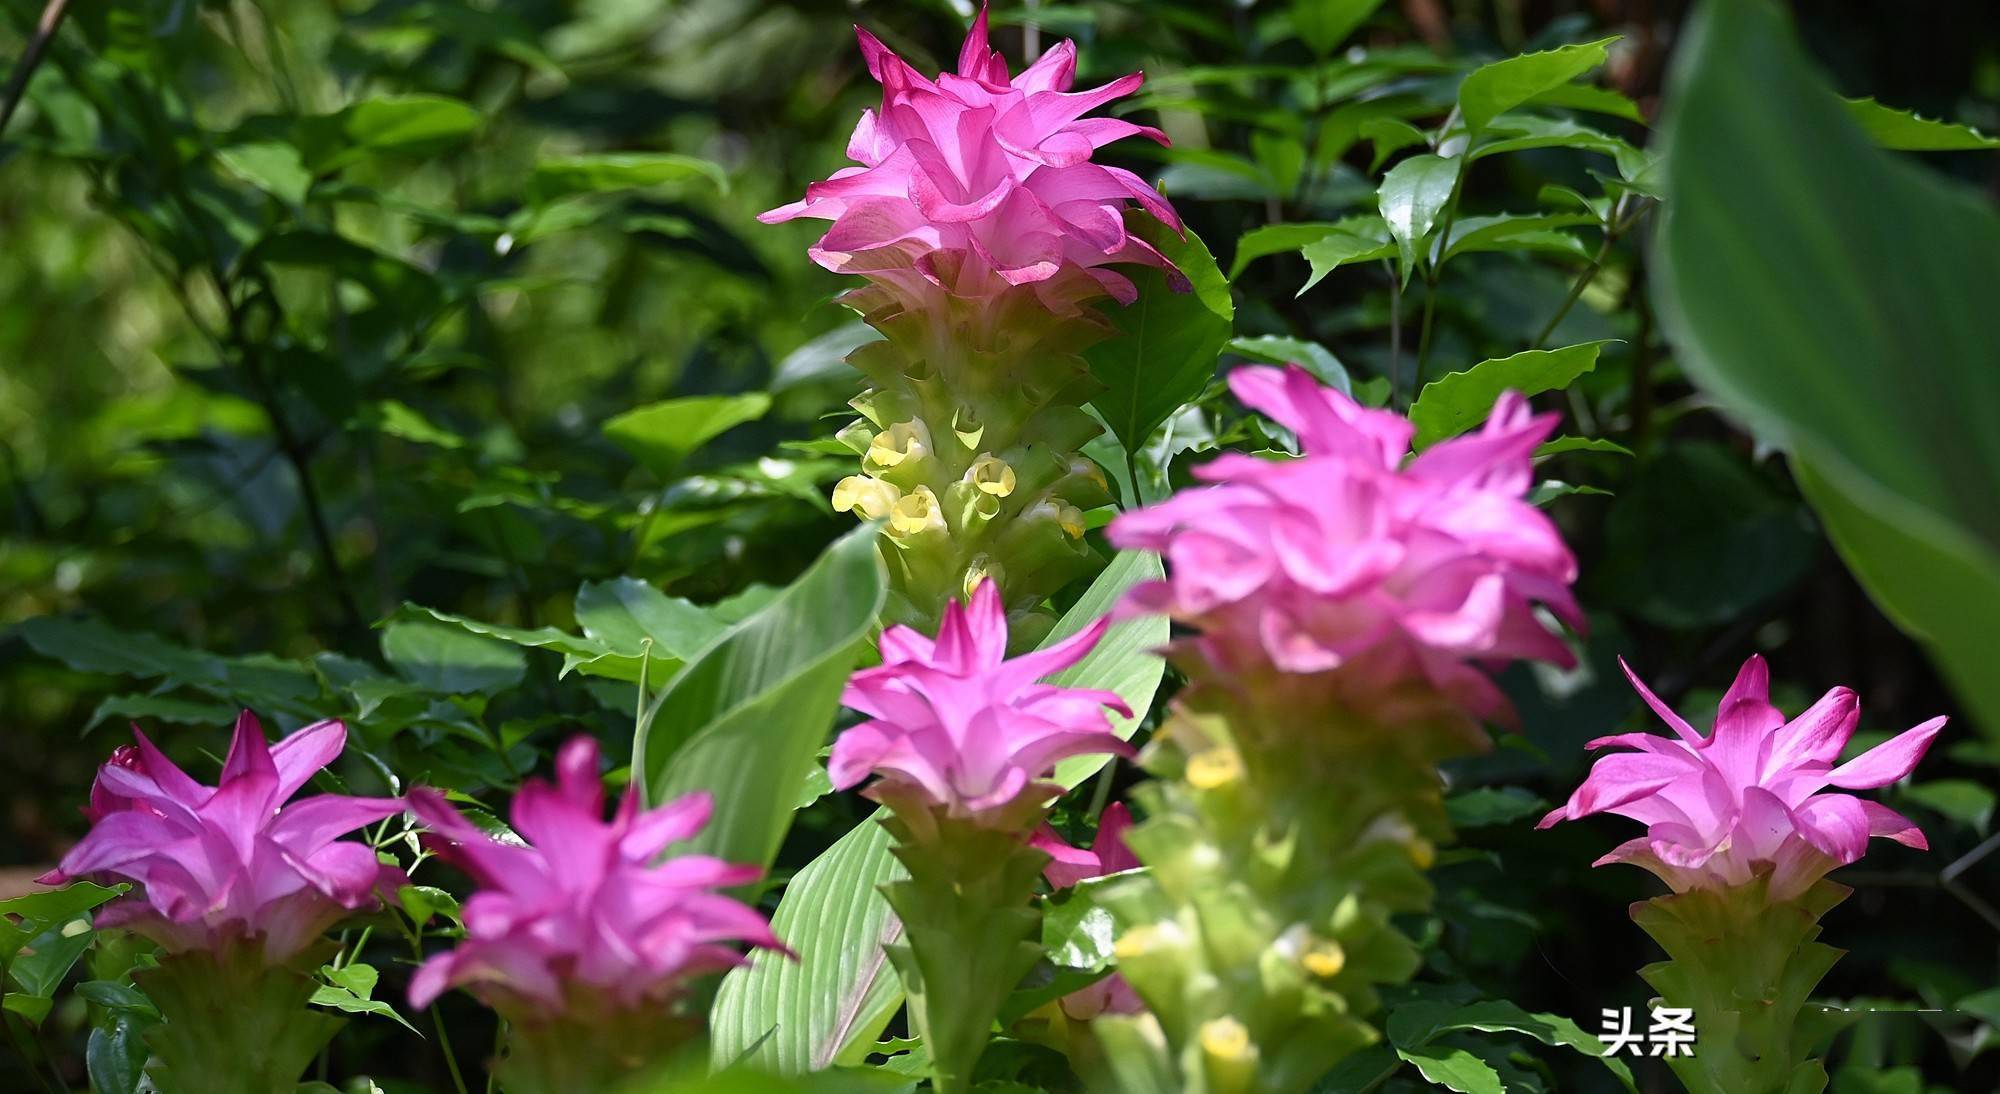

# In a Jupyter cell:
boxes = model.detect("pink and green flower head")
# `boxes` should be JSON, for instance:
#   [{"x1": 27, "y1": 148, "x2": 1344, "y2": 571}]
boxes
[
  {"x1": 1108, "y1": 365, "x2": 1582, "y2": 724},
  {"x1": 760, "y1": 5, "x2": 1184, "y2": 317},
  {"x1": 1539, "y1": 655, "x2": 1943, "y2": 899},
  {"x1": 1030, "y1": 803, "x2": 1144, "y2": 1019},
  {"x1": 406, "y1": 737, "x2": 784, "y2": 1021},
  {"x1": 832, "y1": 580, "x2": 1133, "y2": 818},
  {"x1": 40, "y1": 712, "x2": 405, "y2": 963}
]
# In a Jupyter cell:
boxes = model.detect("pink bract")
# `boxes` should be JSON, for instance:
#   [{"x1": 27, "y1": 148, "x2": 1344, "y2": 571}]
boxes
[
  {"x1": 1031, "y1": 803, "x2": 1144, "y2": 1020},
  {"x1": 1539, "y1": 655, "x2": 1943, "y2": 899},
  {"x1": 760, "y1": 6, "x2": 1184, "y2": 316},
  {"x1": 40, "y1": 712, "x2": 405, "y2": 963},
  {"x1": 406, "y1": 737, "x2": 784, "y2": 1020},
  {"x1": 832, "y1": 580, "x2": 1133, "y2": 816},
  {"x1": 1108, "y1": 364, "x2": 1582, "y2": 723}
]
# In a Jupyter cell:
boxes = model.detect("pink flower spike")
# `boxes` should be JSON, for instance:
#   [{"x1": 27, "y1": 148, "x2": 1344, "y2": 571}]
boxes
[
  {"x1": 762, "y1": 4, "x2": 1181, "y2": 314},
  {"x1": 406, "y1": 737, "x2": 785, "y2": 1020},
  {"x1": 41, "y1": 713, "x2": 404, "y2": 964},
  {"x1": 1109, "y1": 365, "x2": 1580, "y2": 725},
  {"x1": 1542, "y1": 655, "x2": 1945, "y2": 898},
  {"x1": 832, "y1": 581, "x2": 1133, "y2": 818}
]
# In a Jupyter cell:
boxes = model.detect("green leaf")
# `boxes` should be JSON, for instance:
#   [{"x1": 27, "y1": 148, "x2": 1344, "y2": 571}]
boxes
[
  {"x1": 1442, "y1": 212, "x2": 1598, "y2": 261},
  {"x1": 397, "y1": 605, "x2": 665, "y2": 684},
  {"x1": 1230, "y1": 221, "x2": 1347, "y2": 279},
  {"x1": 380, "y1": 620, "x2": 526, "y2": 695},
  {"x1": 1084, "y1": 215, "x2": 1234, "y2": 456},
  {"x1": 302, "y1": 95, "x2": 484, "y2": 173},
  {"x1": 1297, "y1": 217, "x2": 1397, "y2": 295},
  {"x1": 1394, "y1": 1043, "x2": 1503, "y2": 1094},
  {"x1": 215, "y1": 141, "x2": 312, "y2": 205},
  {"x1": 1227, "y1": 335, "x2": 1351, "y2": 395},
  {"x1": 1408, "y1": 342, "x2": 1608, "y2": 448},
  {"x1": 1900, "y1": 779, "x2": 1996, "y2": 834},
  {"x1": 574, "y1": 577, "x2": 726, "y2": 662},
  {"x1": 1291, "y1": 0, "x2": 1388, "y2": 55},
  {"x1": 1523, "y1": 82, "x2": 1645, "y2": 123},
  {"x1": 1470, "y1": 116, "x2": 1643, "y2": 174},
  {"x1": 1536, "y1": 435, "x2": 1633, "y2": 458},
  {"x1": 635, "y1": 523, "x2": 885, "y2": 870},
  {"x1": 1653, "y1": 0, "x2": 2000, "y2": 737},
  {"x1": 9, "y1": 919, "x2": 95, "y2": 1003},
  {"x1": 709, "y1": 817, "x2": 907, "y2": 1074},
  {"x1": 528, "y1": 152, "x2": 729, "y2": 203},
  {"x1": 604, "y1": 393, "x2": 772, "y2": 479},
  {"x1": 1377, "y1": 153, "x2": 1459, "y2": 273},
  {"x1": 1444, "y1": 787, "x2": 1546, "y2": 828},
  {"x1": 0, "y1": 882, "x2": 124, "y2": 926},
  {"x1": 1458, "y1": 38, "x2": 1619, "y2": 134},
  {"x1": 310, "y1": 962, "x2": 419, "y2": 1032},
  {"x1": 1595, "y1": 442, "x2": 1816, "y2": 630},
  {"x1": 1387, "y1": 999, "x2": 1637, "y2": 1092},
  {"x1": 87, "y1": 694, "x2": 239, "y2": 733},
  {"x1": 707, "y1": 552, "x2": 1167, "y2": 1075},
  {"x1": 1359, "y1": 116, "x2": 1430, "y2": 173},
  {"x1": 1843, "y1": 97, "x2": 1999, "y2": 152}
]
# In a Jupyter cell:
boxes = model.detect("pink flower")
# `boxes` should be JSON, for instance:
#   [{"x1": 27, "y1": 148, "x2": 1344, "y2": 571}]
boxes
[
  {"x1": 407, "y1": 737, "x2": 784, "y2": 1019},
  {"x1": 1031, "y1": 803, "x2": 1144, "y2": 1020},
  {"x1": 832, "y1": 580, "x2": 1133, "y2": 816},
  {"x1": 1108, "y1": 365, "x2": 1582, "y2": 723},
  {"x1": 40, "y1": 712, "x2": 405, "y2": 963},
  {"x1": 1539, "y1": 655, "x2": 1943, "y2": 899},
  {"x1": 761, "y1": 6, "x2": 1184, "y2": 317}
]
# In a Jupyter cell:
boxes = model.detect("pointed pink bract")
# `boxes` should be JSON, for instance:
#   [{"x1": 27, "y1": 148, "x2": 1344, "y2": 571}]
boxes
[
  {"x1": 832, "y1": 581, "x2": 1133, "y2": 816},
  {"x1": 762, "y1": 5, "x2": 1182, "y2": 316},
  {"x1": 1541, "y1": 655, "x2": 1943, "y2": 898},
  {"x1": 406, "y1": 737, "x2": 784, "y2": 1019},
  {"x1": 41, "y1": 712, "x2": 404, "y2": 963},
  {"x1": 1108, "y1": 365, "x2": 1581, "y2": 723}
]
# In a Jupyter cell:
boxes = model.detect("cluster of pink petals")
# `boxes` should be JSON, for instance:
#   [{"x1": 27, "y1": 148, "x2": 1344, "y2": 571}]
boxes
[
  {"x1": 40, "y1": 713, "x2": 405, "y2": 963},
  {"x1": 760, "y1": 7, "x2": 1185, "y2": 315},
  {"x1": 833, "y1": 581, "x2": 1133, "y2": 815},
  {"x1": 1539, "y1": 656, "x2": 1943, "y2": 899},
  {"x1": 407, "y1": 737, "x2": 783, "y2": 1019},
  {"x1": 1109, "y1": 365, "x2": 1582, "y2": 722},
  {"x1": 1031, "y1": 803, "x2": 1144, "y2": 1019}
]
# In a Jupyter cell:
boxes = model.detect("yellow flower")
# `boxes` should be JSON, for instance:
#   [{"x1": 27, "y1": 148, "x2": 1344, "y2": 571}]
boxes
[{"x1": 831, "y1": 476, "x2": 901, "y2": 520}]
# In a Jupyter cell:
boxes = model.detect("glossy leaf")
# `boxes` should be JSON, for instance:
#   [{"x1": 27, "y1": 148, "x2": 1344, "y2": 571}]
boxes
[
  {"x1": 1377, "y1": 153, "x2": 1458, "y2": 273},
  {"x1": 1843, "y1": 97, "x2": 1999, "y2": 152},
  {"x1": 1408, "y1": 341, "x2": 1607, "y2": 448},
  {"x1": 1298, "y1": 217, "x2": 1396, "y2": 295},
  {"x1": 1457, "y1": 38, "x2": 1618, "y2": 133},
  {"x1": 1227, "y1": 335, "x2": 1352, "y2": 395}
]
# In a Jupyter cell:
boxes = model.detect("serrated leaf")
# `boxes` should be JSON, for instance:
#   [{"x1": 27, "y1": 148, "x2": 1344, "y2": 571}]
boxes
[
  {"x1": 1408, "y1": 342, "x2": 1609, "y2": 448},
  {"x1": 574, "y1": 577, "x2": 725, "y2": 662},
  {"x1": 1458, "y1": 38, "x2": 1619, "y2": 134},
  {"x1": 1298, "y1": 217, "x2": 1397, "y2": 295},
  {"x1": 1230, "y1": 221, "x2": 1348, "y2": 280},
  {"x1": 1843, "y1": 97, "x2": 1999, "y2": 152},
  {"x1": 1395, "y1": 1043, "x2": 1503, "y2": 1093}
]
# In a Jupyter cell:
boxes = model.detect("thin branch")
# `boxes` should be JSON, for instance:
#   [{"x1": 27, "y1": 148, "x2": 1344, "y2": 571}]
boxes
[{"x1": 0, "y1": 0, "x2": 70, "y2": 140}]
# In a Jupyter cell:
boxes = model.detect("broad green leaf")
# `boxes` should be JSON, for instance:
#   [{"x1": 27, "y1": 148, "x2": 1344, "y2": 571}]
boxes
[
  {"x1": 528, "y1": 152, "x2": 729, "y2": 204},
  {"x1": 1900, "y1": 779, "x2": 1996, "y2": 834},
  {"x1": 1376, "y1": 153, "x2": 1458, "y2": 273},
  {"x1": 574, "y1": 577, "x2": 726, "y2": 662},
  {"x1": 708, "y1": 553, "x2": 1167, "y2": 1075},
  {"x1": 1227, "y1": 335, "x2": 1352, "y2": 395},
  {"x1": 1387, "y1": 999, "x2": 1637, "y2": 1091},
  {"x1": 1444, "y1": 787, "x2": 1546, "y2": 828},
  {"x1": 1291, "y1": 0, "x2": 1388, "y2": 55},
  {"x1": 709, "y1": 818, "x2": 906, "y2": 1074},
  {"x1": 1458, "y1": 38, "x2": 1618, "y2": 134},
  {"x1": 635, "y1": 523, "x2": 885, "y2": 869},
  {"x1": 1408, "y1": 342, "x2": 1608, "y2": 448},
  {"x1": 1084, "y1": 215, "x2": 1234, "y2": 456},
  {"x1": 398, "y1": 605, "x2": 666, "y2": 684},
  {"x1": 1442, "y1": 212, "x2": 1597, "y2": 261},
  {"x1": 1470, "y1": 116, "x2": 1643, "y2": 176},
  {"x1": 1231, "y1": 221, "x2": 1350, "y2": 279},
  {"x1": 87, "y1": 694, "x2": 238, "y2": 733},
  {"x1": 380, "y1": 620, "x2": 526, "y2": 695},
  {"x1": 1843, "y1": 97, "x2": 1999, "y2": 152},
  {"x1": 310, "y1": 963, "x2": 418, "y2": 1031},
  {"x1": 1394, "y1": 1043, "x2": 1503, "y2": 1094},
  {"x1": 9, "y1": 919, "x2": 95, "y2": 1002},
  {"x1": 1653, "y1": 0, "x2": 2000, "y2": 737},
  {"x1": 604, "y1": 393, "x2": 772, "y2": 479},
  {"x1": 1298, "y1": 217, "x2": 1397, "y2": 295},
  {"x1": 1359, "y1": 116, "x2": 1429, "y2": 173},
  {"x1": 0, "y1": 883, "x2": 121, "y2": 927},
  {"x1": 1536, "y1": 435, "x2": 1633, "y2": 458},
  {"x1": 1523, "y1": 82, "x2": 1645, "y2": 123}
]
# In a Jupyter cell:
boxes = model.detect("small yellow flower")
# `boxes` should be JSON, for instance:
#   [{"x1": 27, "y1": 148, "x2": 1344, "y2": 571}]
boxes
[
  {"x1": 1301, "y1": 938, "x2": 1345, "y2": 978},
  {"x1": 1055, "y1": 502, "x2": 1086, "y2": 538},
  {"x1": 1200, "y1": 1017, "x2": 1251, "y2": 1062},
  {"x1": 1408, "y1": 838, "x2": 1436, "y2": 870},
  {"x1": 831, "y1": 476, "x2": 901, "y2": 520},
  {"x1": 966, "y1": 454, "x2": 1017, "y2": 497},
  {"x1": 963, "y1": 558, "x2": 1004, "y2": 600},
  {"x1": 865, "y1": 420, "x2": 930, "y2": 472},
  {"x1": 952, "y1": 407, "x2": 985, "y2": 449},
  {"x1": 1186, "y1": 747, "x2": 1242, "y2": 789},
  {"x1": 889, "y1": 485, "x2": 944, "y2": 537}
]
